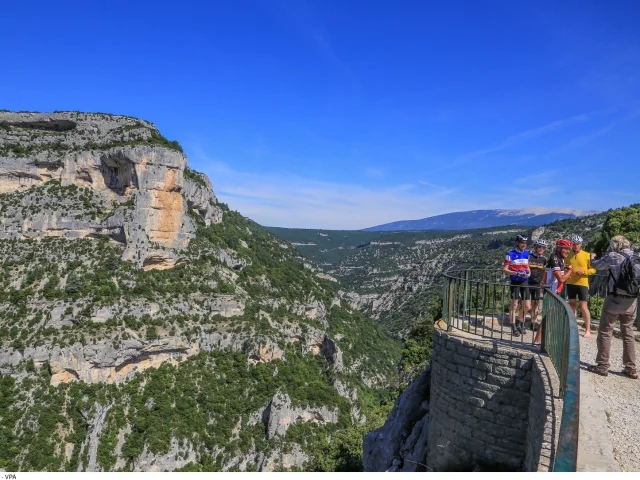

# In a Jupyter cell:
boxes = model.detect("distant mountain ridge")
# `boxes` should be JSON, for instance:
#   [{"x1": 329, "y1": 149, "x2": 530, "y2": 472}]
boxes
[{"x1": 363, "y1": 207, "x2": 600, "y2": 232}]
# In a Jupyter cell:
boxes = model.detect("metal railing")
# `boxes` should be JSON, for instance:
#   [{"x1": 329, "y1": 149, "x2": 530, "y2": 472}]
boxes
[
  {"x1": 442, "y1": 268, "x2": 580, "y2": 472},
  {"x1": 542, "y1": 288, "x2": 580, "y2": 472}
]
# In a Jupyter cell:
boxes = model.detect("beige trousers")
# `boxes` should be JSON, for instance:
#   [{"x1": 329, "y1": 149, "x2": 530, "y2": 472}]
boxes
[{"x1": 596, "y1": 295, "x2": 638, "y2": 370}]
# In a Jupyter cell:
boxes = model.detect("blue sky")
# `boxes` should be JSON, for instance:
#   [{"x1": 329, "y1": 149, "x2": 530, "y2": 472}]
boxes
[{"x1": 2, "y1": 1, "x2": 640, "y2": 229}]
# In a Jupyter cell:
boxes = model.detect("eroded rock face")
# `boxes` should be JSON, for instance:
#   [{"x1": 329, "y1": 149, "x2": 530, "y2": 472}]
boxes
[
  {"x1": 132, "y1": 437, "x2": 198, "y2": 472},
  {"x1": 44, "y1": 337, "x2": 200, "y2": 385},
  {"x1": 247, "y1": 393, "x2": 339, "y2": 440},
  {"x1": 182, "y1": 170, "x2": 222, "y2": 226},
  {"x1": 363, "y1": 366, "x2": 431, "y2": 472},
  {"x1": 0, "y1": 318, "x2": 346, "y2": 386},
  {"x1": 0, "y1": 111, "x2": 223, "y2": 268}
]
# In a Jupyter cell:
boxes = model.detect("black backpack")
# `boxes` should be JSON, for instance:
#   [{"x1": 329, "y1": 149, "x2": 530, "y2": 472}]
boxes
[{"x1": 610, "y1": 252, "x2": 640, "y2": 297}]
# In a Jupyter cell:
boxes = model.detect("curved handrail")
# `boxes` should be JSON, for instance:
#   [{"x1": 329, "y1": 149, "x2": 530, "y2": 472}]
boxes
[{"x1": 546, "y1": 287, "x2": 580, "y2": 472}]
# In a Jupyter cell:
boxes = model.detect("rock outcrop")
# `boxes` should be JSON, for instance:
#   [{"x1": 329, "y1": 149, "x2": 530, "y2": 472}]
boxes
[
  {"x1": 248, "y1": 393, "x2": 340, "y2": 440},
  {"x1": 0, "y1": 111, "x2": 223, "y2": 269},
  {"x1": 0, "y1": 320, "x2": 345, "y2": 386},
  {"x1": 363, "y1": 366, "x2": 431, "y2": 472}
]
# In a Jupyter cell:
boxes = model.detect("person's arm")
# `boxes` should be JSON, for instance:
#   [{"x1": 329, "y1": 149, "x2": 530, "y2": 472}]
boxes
[
  {"x1": 590, "y1": 252, "x2": 613, "y2": 270},
  {"x1": 586, "y1": 253, "x2": 596, "y2": 276},
  {"x1": 503, "y1": 257, "x2": 512, "y2": 276},
  {"x1": 503, "y1": 255, "x2": 517, "y2": 276},
  {"x1": 554, "y1": 268, "x2": 572, "y2": 283}
]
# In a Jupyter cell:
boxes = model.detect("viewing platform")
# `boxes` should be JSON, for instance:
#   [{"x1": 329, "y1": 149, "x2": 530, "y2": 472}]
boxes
[{"x1": 436, "y1": 269, "x2": 639, "y2": 472}]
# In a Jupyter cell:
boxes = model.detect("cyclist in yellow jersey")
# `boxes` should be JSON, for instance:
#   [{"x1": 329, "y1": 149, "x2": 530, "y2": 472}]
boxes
[{"x1": 566, "y1": 235, "x2": 596, "y2": 337}]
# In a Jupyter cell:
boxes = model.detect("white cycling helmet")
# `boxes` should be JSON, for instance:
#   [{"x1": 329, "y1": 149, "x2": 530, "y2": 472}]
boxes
[
  {"x1": 569, "y1": 234, "x2": 584, "y2": 244},
  {"x1": 533, "y1": 239, "x2": 548, "y2": 248}
]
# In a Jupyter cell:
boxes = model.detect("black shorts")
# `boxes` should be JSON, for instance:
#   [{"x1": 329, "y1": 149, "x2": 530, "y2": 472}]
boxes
[
  {"x1": 510, "y1": 281, "x2": 530, "y2": 300},
  {"x1": 528, "y1": 283, "x2": 544, "y2": 301},
  {"x1": 567, "y1": 284, "x2": 589, "y2": 302}
]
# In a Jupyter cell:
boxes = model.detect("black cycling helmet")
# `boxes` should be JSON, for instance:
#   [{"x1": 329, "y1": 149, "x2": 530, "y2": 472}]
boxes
[
  {"x1": 515, "y1": 234, "x2": 528, "y2": 243},
  {"x1": 534, "y1": 239, "x2": 548, "y2": 248}
]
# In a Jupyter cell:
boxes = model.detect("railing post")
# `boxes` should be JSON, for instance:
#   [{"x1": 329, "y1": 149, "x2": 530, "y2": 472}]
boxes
[{"x1": 447, "y1": 279, "x2": 454, "y2": 332}]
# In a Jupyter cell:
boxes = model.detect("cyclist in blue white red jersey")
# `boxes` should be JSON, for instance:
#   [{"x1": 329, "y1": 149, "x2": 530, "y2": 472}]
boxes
[{"x1": 503, "y1": 234, "x2": 531, "y2": 336}]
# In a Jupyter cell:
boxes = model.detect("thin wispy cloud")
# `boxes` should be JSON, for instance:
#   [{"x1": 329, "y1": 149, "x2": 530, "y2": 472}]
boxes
[
  {"x1": 419, "y1": 180, "x2": 454, "y2": 192},
  {"x1": 549, "y1": 123, "x2": 616, "y2": 155},
  {"x1": 191, "y1": 149, "x2": 466, "y2": 229},
  {"x1": 456, "y1": 111, "x2": 597, "y2": 164}
]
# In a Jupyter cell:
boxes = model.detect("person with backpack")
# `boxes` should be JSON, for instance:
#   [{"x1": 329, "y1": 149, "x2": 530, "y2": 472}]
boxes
[
  {"x1": 566, "y1": 234, "x2": 596, "y2": 338},
  {"x1": 587, "y1": 235, "x2": 640, "y2": 379}
]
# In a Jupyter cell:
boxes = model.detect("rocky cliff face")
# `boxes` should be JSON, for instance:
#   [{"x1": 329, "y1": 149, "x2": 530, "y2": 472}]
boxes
[
  {"x1": 363, "y1": 367, "x2": 431, "y2": 472},
  {"x1": 0, "y1": 111, "x2": 221, "y2": 269}
]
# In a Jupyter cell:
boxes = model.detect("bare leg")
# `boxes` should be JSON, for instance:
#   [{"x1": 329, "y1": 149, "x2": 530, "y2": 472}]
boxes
[
  {"x1": 580, "y1": 300, "x2": 591, "y2": 337},
  {"x1": 531, "y1": 300, "x2": 540, "y2": 322},
  {"x1": 519, "y1": 299, "x2": 531, "y2": 324},
  {"x1": 510, "y1": 299, "x2": 519, "y2": 326},
  {"x1": 569, "y1": 298, "x2": 577, "y2": 316}
]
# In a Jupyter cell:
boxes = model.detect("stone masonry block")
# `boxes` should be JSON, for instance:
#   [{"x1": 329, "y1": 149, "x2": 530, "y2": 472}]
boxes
[
  {"x1": 461, "y1": 413, "x2": 479, "y2": 427},
  {"x1": 496, "y1": 436, "x2": 526, "y2": 450},
  {"x1": 511, "y1": 357, "x2": 533, "y2": 370},
  {"x1": 445, "y1": 362, "x2": 457, "y2": 373},
  {"x1": 480, "y1": 351, "x2": 510, "y2": 360},
  {"x1": 468, "y1": 396, "x2": 485, "y2": 408},
  {"x1": 477, "y1": 420, "x2": 505, "y2": 438},
  {"x1": 456, "y1": 344, "x2": 481, "y2": 359},
  {"x1": 472, "y1": 359, "x2": 493, "y2": 372},
  {"x1": 472, "y1": 428, "x2": 496, "y2": 444},
  {"x1": 498, "y1": 389, "x2": 531, "y2": 404},
  {"x1": 495, "y1": 414, "x2": 522, "y2": 427},
  {"x1": 462, "y1": 376, "x2": 476, "y2": 387},
  {"x1": 475, "y1": 380, "x2": 501, "y2": 393},
  {"x1": 452, "y1": 353, "x2": 475, "y2": 367},
  {"x1": 472, "y1": 406, "x2": 495, "y2": 422},
  {"x1": 486, "y1": 373, "x2": 515, "y2": 387},
  {"x1": 503, "y1": 424, "x2": 526, "y2": 440},
  {"x1": 494, "y1": 365, "x2": 518, "y2": 377},
  {"x1": 471, "y1": 388, "x2": 496, "y2": 401},
  {"x1": 441, "y1": 348, "x2": 455, "y2": 362},
  {"x1": 471, "y1": 368, "x2": 487, "y2": 380},
  {"x1": 458, "y1": 365, "x2": 472, "y2": 376},
  {"x1": 479, "y1": 355, "x2": 511, "y2": 367}
]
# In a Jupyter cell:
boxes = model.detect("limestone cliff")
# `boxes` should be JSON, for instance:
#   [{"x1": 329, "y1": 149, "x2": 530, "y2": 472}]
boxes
[
  {"x1": 0, "y1": 111, "x2": 221, "y2": 269},
  {"x1": 0, "y1": 111, "x2": 402, "y2": 473}
]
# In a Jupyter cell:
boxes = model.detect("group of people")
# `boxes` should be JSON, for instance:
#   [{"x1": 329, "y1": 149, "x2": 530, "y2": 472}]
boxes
[{"x1": 503, "y1": 233, "x2": 639, "y2": 380}]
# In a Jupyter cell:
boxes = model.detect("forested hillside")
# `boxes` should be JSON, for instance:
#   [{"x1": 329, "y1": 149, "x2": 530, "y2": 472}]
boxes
[{"x1": 271, "y1": 212, "x2": 611, "y2": 335}]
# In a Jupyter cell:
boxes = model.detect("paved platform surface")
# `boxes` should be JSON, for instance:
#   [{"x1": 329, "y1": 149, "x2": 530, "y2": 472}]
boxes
[
  {"x1": 577, "y1": 370, "x2": 619, "y2": 472},
  {"x1": 578, "y1": 325, "x2": 640, "y2": 472}
]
